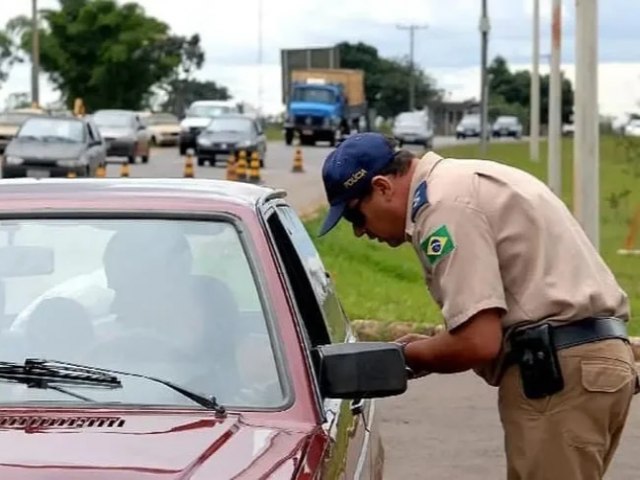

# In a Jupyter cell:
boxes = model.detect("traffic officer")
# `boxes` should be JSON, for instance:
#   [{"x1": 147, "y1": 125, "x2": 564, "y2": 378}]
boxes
[{"x1": 318, "y1": 132, "x2": 639, "y2": 480}]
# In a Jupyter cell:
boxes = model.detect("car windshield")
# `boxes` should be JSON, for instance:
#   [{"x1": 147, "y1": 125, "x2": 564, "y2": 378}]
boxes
[
  {"x1": 461, "y1": 116, "x2": 479, "y2": 126},
  {"x1": 292, "y1": 87, "x2": 335, "y2": 104},
  {"x1": 0, "y1": 218, "x2": 285, "y2": 409},
  {"x1": 187, "y1": 105, "x2": 235, "y2": 118},
  {"x1": 496, "y1": 117, "x2": 517, "y2": 125},
  {"x1": 0, "y1": 113, "x2": 32, "y2": 126},
  {"x1": 146, "y1": 114, "x2": 178, "y2": 125},
  {"x1": 17, "y1": 118, "x2": 85, "y2": 143},
  {"x1": 93, "y1": 113, "x2": 133, "y2": 128},
  {"x1": 206, "y1": 118, "x2": 252, "y2": 133}
]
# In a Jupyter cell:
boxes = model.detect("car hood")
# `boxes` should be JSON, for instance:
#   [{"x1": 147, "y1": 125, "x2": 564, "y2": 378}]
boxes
[
  {"x1": 5, "y1": 141, "x2": 85, "y2": 159},
  {"x1": 97, "y1": 127, "x2": 134, "y2": 139},
  {"x1": 180, "y1": 117, "x2": 213, "y2": 129},
  {"x1": 199, "y1": 131, "x2": 251, "y2": 143},
  {"x1": 0, "y1": 410, "x2": 314, "y2": 479},
  {"x1": 289, "y1": 101, "x2": 336, "y2": 117}
]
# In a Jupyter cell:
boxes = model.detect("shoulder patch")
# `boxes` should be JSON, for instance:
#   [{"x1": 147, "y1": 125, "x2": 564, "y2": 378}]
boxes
[
  {"x1": 410, "y1": 181, "x2": 428, "y2": 222},
  {"x1": 420, "y1": 224, "x2": 455, "y2": 267}
]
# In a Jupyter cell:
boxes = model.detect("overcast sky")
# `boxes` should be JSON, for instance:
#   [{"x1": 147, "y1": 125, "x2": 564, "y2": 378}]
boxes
[{"x1": 1, "y1": 0, "x2": 639, "y2": 117}]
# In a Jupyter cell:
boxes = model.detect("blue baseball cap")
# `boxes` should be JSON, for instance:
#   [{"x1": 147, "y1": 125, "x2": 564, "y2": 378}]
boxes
[{"x1": 318, "y1": 132, "x2": 396, "y2": 236}]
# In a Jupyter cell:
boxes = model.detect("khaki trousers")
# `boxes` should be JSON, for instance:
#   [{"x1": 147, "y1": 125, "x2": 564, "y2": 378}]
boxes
[{"x1": 498, "y1": 339, "x2": 638, "y2": 480}]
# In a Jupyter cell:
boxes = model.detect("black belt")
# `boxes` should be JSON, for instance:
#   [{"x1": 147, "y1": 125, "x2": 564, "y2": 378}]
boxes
[{"x1": 505, "y1": 317, "x2": 629, "y2": 365}]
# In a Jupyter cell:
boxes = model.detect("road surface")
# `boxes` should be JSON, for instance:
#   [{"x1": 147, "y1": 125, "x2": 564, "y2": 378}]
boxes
[{"x1": 105, "y1": 138, "x2": 638, "y2": 479}]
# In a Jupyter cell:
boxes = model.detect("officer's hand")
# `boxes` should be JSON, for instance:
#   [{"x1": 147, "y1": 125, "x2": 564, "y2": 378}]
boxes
[{"x1": 394, "y1": 333, "x2": 431, "y2": 345}]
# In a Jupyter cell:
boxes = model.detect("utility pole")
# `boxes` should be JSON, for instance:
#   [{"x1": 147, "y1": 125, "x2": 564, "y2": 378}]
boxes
[
  {"x1": 530, "y1": 0, "x2": 540, "y2": 162},
  {"x1": 31, "y1": 0, "x2": 40, "y2": 108},
  {"x1": 574, "y1": 0, "x2": 600, "y2": 249},
  {"x1": 257, "y1": 0, "x2": 263, "y2": 114},
  {"x1": 548, "y1": 0, "x2": 562, "y2": 196},
  {"x1": 479, "y1": 0, "x2": 490, "y2": 155},
  {"x1": 397, "y1": 24, "x2": 428, "y2": 111}
]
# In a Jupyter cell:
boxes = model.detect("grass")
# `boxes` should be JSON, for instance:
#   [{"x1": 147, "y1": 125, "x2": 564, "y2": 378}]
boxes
[{"x1": 303, "y1": 135, "x2": 640, "y2": 336}]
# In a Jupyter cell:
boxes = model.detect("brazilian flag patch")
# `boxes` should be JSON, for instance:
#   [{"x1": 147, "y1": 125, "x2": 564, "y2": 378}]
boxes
[{"x1": 421, "y1": 225, "x2": 455, "y2": 267}]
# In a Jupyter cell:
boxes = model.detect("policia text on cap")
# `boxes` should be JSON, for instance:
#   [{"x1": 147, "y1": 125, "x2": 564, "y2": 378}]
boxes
[{"x1": 318, "y1": 133, "x2": 639, "y2": 480}]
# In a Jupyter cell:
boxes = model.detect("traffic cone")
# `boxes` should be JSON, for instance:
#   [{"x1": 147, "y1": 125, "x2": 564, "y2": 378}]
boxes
[
  {"x1": 236, "y1": 150, "x2": 248, "y2": 181},
  {"x1": 120, "y1": 161, "x2": 130, "y2": 178},
  {"x1": 96, "y1": 164, "x2": 106, "y2": 178},
  {"x1": 248, "y1": 151, "x2": 262, "y2": 184},
  {"x1": 184, "y1": 151, "x2": 194, "y2": 178},
  {"x1": 226, "y1": 151, "x2": 237, "y2": 181},
  {"x1": 292, "y1": 148, "x2": 304, "y2": 173}
]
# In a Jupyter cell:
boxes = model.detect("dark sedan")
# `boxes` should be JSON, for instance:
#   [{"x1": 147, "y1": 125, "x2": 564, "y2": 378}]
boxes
[
  {"x1": 196, "y1": 114, "x2": 267, "y2": 167},
  {"x1": 1, "y1": 116, "x2": 107, "y2": 178}
]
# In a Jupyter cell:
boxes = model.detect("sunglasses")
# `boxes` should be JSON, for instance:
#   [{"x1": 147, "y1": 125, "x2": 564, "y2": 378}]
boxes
[{"x1": 343, "y1": 198, "x2": 366, "y2": 228}]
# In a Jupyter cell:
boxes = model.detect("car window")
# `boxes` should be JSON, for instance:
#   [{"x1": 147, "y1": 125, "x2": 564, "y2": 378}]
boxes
[
  {"x1": 205, "y1": 117, "x2": 253, "y2": 133},
  {"x1": 93, "y1": 112, "x2": 133, "y2": 129},
  {"x1": 17, "y1": 118, "x2": 86, "y2": 143},
  {"x1": 0, "y1": 218, "x2": 286, "y2": 409},
  {"x1": 269, "y1": 205, "x2": 349, "y2": 344}
]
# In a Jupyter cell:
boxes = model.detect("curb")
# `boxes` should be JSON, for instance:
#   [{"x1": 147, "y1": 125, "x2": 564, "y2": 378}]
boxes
[{"x1": 351, "y1": 319, "x2": 640, "y2": 363}]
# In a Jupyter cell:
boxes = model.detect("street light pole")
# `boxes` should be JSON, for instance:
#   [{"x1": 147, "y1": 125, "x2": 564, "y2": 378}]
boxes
[
  {"x1": 397, "y1": 24, "x2": 428, "y2": 111},
  {"x1": 574, "y1": 0, "x2": 600, "y2": 249},
  {"x1": 530, "y1": 0, "x2": 540, "y2": 162},
  {"x1": 479, "y1": 0, "x2": 490, "y2": 155},
  {"x1": 548, "y1": 0, "x2": 563, "y2": 196},
  {"x1": 31, "y1": 0, "x2": 40, "y2": 107}
]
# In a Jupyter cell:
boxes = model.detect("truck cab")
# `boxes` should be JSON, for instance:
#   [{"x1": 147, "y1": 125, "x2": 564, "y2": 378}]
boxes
[
  {"x1": 285, "y1": 81, "x2": 346, "y2": 146},
  {"x1": 283, "y1": 69, "x2": 367, "y2": 147}
]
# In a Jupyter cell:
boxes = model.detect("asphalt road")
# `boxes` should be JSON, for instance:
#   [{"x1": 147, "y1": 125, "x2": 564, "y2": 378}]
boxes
[{"x1": 105, "y1": 138, "x2": 638, "y2": 479}]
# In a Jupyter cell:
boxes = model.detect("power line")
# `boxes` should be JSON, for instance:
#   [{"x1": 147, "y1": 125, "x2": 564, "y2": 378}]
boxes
[{"x1": 396, "y1": 23, "x2": 428, "y2": 111}]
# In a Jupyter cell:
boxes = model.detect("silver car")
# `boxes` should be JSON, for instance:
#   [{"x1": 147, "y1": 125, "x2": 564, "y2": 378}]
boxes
[
  {"x1": 392, "y1": 111, "x2": 434, "y2": 148},
  {"x1": 1, "y1": 116, "x2": 106, "y2": 178},
  {"x1": 195, "y1": 114, "x2": 267, "y2": 167},
  {"x1": 92, "y1": 110, "x2": 151, "y2": 164}
]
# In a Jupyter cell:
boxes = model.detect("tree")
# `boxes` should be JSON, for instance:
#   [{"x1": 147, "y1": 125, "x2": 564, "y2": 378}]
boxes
[
  {"x1": 6, "y1": 0, "x2": 203, "y2": 111},
  {"x1": 337, "y1": 41, "x2": 443, "y2": 118},
  {"x1": 160, "y1": 79, "x2": 231, "y2": 116},
  {"x1": 0, "y1": 28, "x2": 22, "y2": 90},
  {"x1": 488, "y1": 55, "x2": 575, "y2": 127}
]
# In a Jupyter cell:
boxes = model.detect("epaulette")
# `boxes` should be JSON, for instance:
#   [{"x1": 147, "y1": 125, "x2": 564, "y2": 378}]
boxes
[{"x1": 410, "y1": 180, "x2": 428, "y2": 222}]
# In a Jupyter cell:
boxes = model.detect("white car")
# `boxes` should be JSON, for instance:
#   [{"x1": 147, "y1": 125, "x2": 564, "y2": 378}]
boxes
[{"x1": 624, "y1": 119, "x2": 640, "y2": 137}]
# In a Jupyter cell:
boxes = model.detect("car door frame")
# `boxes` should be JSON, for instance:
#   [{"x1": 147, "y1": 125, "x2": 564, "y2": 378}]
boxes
[{"x1": 259, "y1": 199, "x2": 380, "y2": 479}]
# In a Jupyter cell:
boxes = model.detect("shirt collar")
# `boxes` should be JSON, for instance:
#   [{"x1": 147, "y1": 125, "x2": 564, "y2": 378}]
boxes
[{"x1": 404, "y1": 151, "x2": 445, "y2": 240}]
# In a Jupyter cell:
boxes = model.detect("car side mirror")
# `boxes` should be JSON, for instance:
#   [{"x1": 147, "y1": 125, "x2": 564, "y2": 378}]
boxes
[{"x1": 314, "y1": 342, "x2": 408, "y2": 399}]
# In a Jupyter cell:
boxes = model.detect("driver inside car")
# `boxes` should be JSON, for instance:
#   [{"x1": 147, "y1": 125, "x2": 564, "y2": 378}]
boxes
[{"x1": 91, "y1": 222, "x2": 243, "y2": 399}]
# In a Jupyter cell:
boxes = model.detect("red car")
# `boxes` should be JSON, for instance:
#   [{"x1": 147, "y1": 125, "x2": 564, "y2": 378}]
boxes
[{"x1": 0, "y1": 178, "x2": 407, "y2": 479}]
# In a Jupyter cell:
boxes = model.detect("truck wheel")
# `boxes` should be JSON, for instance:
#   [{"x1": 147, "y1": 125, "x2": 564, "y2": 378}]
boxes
[{"x1": 285, "y1": 129, "x2": 294, "y2": 146}]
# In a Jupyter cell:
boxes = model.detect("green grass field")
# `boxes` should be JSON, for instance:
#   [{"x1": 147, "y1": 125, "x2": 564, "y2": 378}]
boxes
[{"x1": 303, "y1": 135, "x2": 640, "y2": 335}]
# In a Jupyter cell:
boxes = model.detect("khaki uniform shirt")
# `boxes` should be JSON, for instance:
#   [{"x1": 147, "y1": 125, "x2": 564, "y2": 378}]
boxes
[{"x1": 405, "y1": 152, "x2": 630, "y2": 386}]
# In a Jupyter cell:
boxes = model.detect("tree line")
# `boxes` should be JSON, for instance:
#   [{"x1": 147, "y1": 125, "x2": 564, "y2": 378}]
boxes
[{"x1": 0, "y1": 0, "x2": 574, "y2": 124}]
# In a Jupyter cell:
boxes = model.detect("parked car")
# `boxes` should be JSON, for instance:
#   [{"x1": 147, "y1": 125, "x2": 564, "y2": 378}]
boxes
[
  {"x1": 0, "y1": 178, "x2": 408, "y2": 479},
  {"x1": 624, "y1": 119, "x2": 640, "y2": 137},
  {"x1": 392, "y1": 111, "x2": 434, "y2": 148},
  {"x1": 140, "y1": 112, "x2": 181, "y2": 147},
  {"x1": 0, "y1": 111, "x2": 37, "y2": 154},
  {"x1": 455, "y1": 114, "x2": 490, "y2": 139},
  {"x1": 196, "y1": 114, "x2": 267, "y2": 167},
  {"x1": 491, "y1": 115, "x2": 523, "y2": 138},
  {"x1": 92, "y1": 109, "x2": 151, "y2": 164},
  {"x1": 1, "y1": 115, "x2": 106, "y2": 178},
  {"x1": 179, "y1": 100, "x2": 240, "y2": 155}
]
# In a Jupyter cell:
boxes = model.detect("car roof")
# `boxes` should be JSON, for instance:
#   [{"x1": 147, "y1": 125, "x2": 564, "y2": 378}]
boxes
[
  {"x1": 92, "y1": 109, "x2": 135, "y2": 116},
  {"x1": 0, "y1": 178, "x2": 286, "y2": 214},
  {"x1": 23, "y1": 115, "x2": 86, "y2": 124}
]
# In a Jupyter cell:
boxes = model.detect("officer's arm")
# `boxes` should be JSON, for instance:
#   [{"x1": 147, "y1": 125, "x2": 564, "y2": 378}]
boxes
[
  {"x1": 403, "y1": 308, "x2": 503, "y2": 373},
  {"x1": 404, "y1": 200, "x2": 507, "y2": 374}
]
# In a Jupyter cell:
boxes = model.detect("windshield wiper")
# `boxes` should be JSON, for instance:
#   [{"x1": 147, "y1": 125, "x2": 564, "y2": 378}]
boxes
[
  {"x1": 0, "y1": 359, "x2": 226, "y2": 416},
  {"x1": 0, "y1": 359, "x2": 122, "y2": 402}
]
